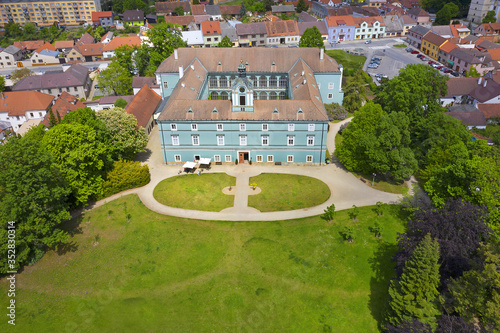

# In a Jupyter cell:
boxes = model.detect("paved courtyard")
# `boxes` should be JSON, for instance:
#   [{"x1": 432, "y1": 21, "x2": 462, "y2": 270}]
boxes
[{"x1": 90, "y1": 118, "x2": 405, "y2": 221}]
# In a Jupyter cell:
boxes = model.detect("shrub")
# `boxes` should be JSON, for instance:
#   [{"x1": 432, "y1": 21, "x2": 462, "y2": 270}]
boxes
[
  {"x1": 321, "y1": 203, "x2": 336, "y2": 221},
  {"x1": 369, "y1": 82, "x2": 377, "y2": 92},
  {"x1": 340, "y1": 226, "x2": 355, "y2": 242},
  {"x1": 114, "y1": 98, "x2": 128, "y2": 108},
  {"x1": 99, "y1": 160, "x2": 150, "y2": 199},
  {"x1": 324, "y1": 103, "x2": 348, "y2": 121},
  {"x1": 338, "y1": 122, "x2": 349, "y2": 134}
]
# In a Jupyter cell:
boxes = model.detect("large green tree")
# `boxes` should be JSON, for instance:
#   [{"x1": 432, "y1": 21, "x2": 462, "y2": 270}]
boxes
[
  {"x1": 343, "y1": 70, "x2": 368, "y2": 112},
  {"x1": 296, "y1": 0, "x2": 309, "y2": 13},
  {"x1": 434, "y1": 2, "x2": 459, "y2": 25},
  {"x1": 96, "y1": 107, "x2": 148, "y2": 160},
  {"x1": 0, "y1": 76, "x2": 5, "y2": 93},
  {"x1": 11, "y1": 68, "x2": 34, "y2": 84},
  {"x1": 299, "y1": 26, "x2": 324, "y2": 48},
  {"x1": 217, "y1": 36, "x2": 233, "y2": 48},
  {"x1": 375, "y1": 64, "x2": 448, "y2": 127},
  {"x1": 42, "y1": 123, "x2": 109, "y2": 205},
  {"x1": 98, "y1": 61, "x2": 133, "y2": 96},
  {"x1": 0, "y1": 137, "x2": 71, "y2": 273},
  {"x1": 483, "y1": 10, "x2": 497, "y2": 23},
  {"x1": 386, "y1": 234, "x2": 441, "y2": 328}
]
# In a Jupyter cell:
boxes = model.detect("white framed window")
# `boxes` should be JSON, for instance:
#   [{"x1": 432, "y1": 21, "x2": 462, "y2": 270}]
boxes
[
  {"x1": 174, "y1": 154, "x2": 181, "y2": 162},
  {"x1": 214, "y1": 155, "x2": 221, "y2": 162},
  {"x1": 191, "y1": 123, "x2": 198, "y2": 131},
  {"x1": 256, "y1": 155, "x2": 263, "y2": 162},
  {"x1": 267, "y1": 155, "x2": 274, "y2": 162},
  {"x1": 287, "y1": 135, "x2": 295, "y2": 146},
  {"x1": 262, "y1": 123, "x2": 268, "y2": 131},
  {"x1": 288, "y1": 123, "x2": 294, "y2": 131},
  {"x1": 217, "y1": 135, "x2": 224, "y2": 146},
  {"x1": 240, "y1": 123, "x2": 246, "y2": 131},
  {"x1": 287, "y1": 155, "x2": 294, "y2": 162},
  {"x1": 307, "y1": 135, "x2": 315, "y2": 146},
  {"x1": 170, "y1": 123, "x2": 177, "y2": 131},
  {"x1": 171, "y1": 135, "x2": 179, "y2": 145},
  {"x1": 225, "y1": 155, "x2": 232, "y2": 162},
  {"x1": 240, "y1": 135, "x2": 247, "y2": 146},
  {"x1": 306, "y1": 155, "x2": 313, "y2": 162},
  {"x1": 262, "y1": 135, "x2": 269, "y2": 146},
  {"x1": 328, "y1": 82, "x2": 334, "y2": 89},
  {"x1": 328, "y1": 93, "x2": 333, "y2": 99},
  {"x1": 308, "y1": 124, "x2": 315, "y2": 131},
  {"x1": 192, "y1": 135, "x2": 199, "y2": 145},
  {"x1": 217, "y1": 123, "x2": 223, "y2": 131}
]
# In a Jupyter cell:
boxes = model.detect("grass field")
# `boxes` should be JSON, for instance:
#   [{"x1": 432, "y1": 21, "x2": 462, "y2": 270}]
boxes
[
  {"x1": 153, "y1": 173, "x2": 236, "y2": 211},
  {"x1": 392, "y1": 44, "x2": 406, "y2": 48},
  {"x1": 325, "y1": 50, "x2": 366, "y2": 76},
  {"x1": 248, "y1": 173, "x2": 331, "y2": 212},
  {"x1": 0, "y1": 195, "x2": 406, "y2": 332}
]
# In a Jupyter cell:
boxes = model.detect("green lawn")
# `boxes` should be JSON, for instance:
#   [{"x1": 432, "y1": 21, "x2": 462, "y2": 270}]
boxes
[
  {"x1": 325, "y1": 50, "x2": 366, "y2": 76},
  {"x1": 153, "y1": 173, "x2": 236, "y2": 211},
  {"x1": 392, "y1": 44, "x2": 406, "y2": 48},
  {"x1": 0, "y1": 195, "x2": 406, "y2": 332},
  {"x1": 248, "y1": 173, "x2": 331, "y2": 212}
]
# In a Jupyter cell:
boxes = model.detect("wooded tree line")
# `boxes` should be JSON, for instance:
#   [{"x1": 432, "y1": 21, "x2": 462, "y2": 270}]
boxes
[
  {"x1": 0, "y1": 107, "x2": 149, "y2": 274},
  {"x1": 335, "y1": 63, "x2": 500, "y2": 331}
]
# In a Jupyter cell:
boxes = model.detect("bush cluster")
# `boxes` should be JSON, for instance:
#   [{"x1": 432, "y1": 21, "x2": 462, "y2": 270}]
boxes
[{"x1": 99, "y1": 160, "x2": 150, "y2": 199}]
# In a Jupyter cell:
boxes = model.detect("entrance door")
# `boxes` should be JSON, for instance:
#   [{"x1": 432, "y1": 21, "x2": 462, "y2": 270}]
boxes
[
  {"x1": 239, "y1": 152, "x2": 244, "y2": 164},
  {"x1": 240, "y1": 95, "x2": 246, "y2": 106}
]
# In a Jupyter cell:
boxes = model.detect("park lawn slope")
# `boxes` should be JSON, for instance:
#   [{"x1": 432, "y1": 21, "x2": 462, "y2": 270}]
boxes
[
  {"x1": 0, "y1": 195, "x2": 406, "y2": 332},
  {"x1": 248, "y1": 173, "x2": 331, "y2": 212},
  {"x1": 153, "y1": 173, "x2": 236, "y2": 211}
]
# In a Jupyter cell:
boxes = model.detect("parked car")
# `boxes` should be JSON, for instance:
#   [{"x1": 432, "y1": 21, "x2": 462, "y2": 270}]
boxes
[
  {"x1": 440, "y1": 67, "x2": 447, "y2": 72},
  {"x1": 421, "y1": 57, "x2": 429, "y2": 61},
  {"x1": 365, "y1": 40, "x2": 372, "y2": 44},
  {"x1": 405, "y1": 47, "x2": 413, "y2": 52},
  {"x1": 5, "y1": 74, "x2": 10, "y2": 79},
  {"x1": 444, "y1": 68, "x2": 453, "y2": 73},
  {"x1": 436, "y1": 65, "x2": 443, "y2": 70},
  {"x1": 411, "y1": 50, "x2": 419, "y2": 54},
  {"x1": 416, "y1": 54, "x2": 424, "y2": 58},
  {"x1": 288, "y1": 44, "x2": 298, "y2": 48},
  {"x1": 367, "y1": 63, "x2": 379, "y2": 69},
  {"x1": 451, "y1": 72, "x2": 459, "y2": 77},
  {"x1": 428, "y1": 60, "x2": 435, "y2": 65},
  {"x1": 94, "y1": 84, "x2": 99, "y2": 89}
]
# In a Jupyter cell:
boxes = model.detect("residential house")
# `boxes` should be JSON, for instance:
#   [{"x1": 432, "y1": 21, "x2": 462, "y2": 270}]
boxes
[
  {"x1": 477, "y1": 103, "x2": 500, "y2": 123},
  {"x1": 155, "y1": 47, "x2": 343, "y2": 164},
  {"x1": 383, "y1": 15, "x2": 404, "y2": 37},
  {"x1": 0, "y1": 45, "x2": 23, "y2": 68},
  {"x1": 0, "y1": 91, "x2": 54, "y2": 132},
  {"x1": 13, "y1": 40, "x2": 44, "y2": 56},
  {"x1": 84, "y1": 95, "x2": 135, "y2": 111},
  {"x1": 17, "y1": 119, "x2": 42, "y2": 136},
  {"x1": 325, "y1": 15, "x2": 356, "y2": 42},
  {"x1": 145, "y1": 14, "x2": 157, "y2": 24},
  {"x1": 368, "y1": 0, "x2": 387, "y2": 7},
  {"x1": 54, "y1": 40, "x2": 74, "y2": 53},
  {"x1": 235, "y1": 22, "x2": 267, "y2": 47},
  {"x1": 325, "y1": 7, "x2": 353, "y2": 17},
  {"x1": 126, "y1": 85, "x2": 162, "y2": 135},
  {"x1": 0, "y1": 121, "x2": 13, "y2": 141},
  {"x1": 123, "y1": 9, "x2": 144, "y2": 26},
  {"x1": 353, "y1": 16, "x2": 386, "y2": 40},
  {"x1": 487, "y1": 48, "x2": 500, "y2": 63},
  {"x1": 421, "y1": 31, "x2": 447, "y2": 60},
  {"x1": 407, "y1": 7, "x2": 430, "y2": 26},
  {"x1": 354, "y1": 6, "x2": 382, "y2": 17},
  {"x1": 298, "y1": 21, "x2": 329, "y2": 44},
  {"x1": 164, "y1": 16, "x2": 195, "y2": 29},
  {"x1": 450, "y1": 24, "x2": 470, "y2": 38},
  {"x1": 30, "y1": 42, "x2": 60, "y2": 65},
  {"x1": 100, "y1": 31, "x2": 114, "y2": 44},
  {"x1": 271, "y1": 5, "x2": 296, "y2": 16},
  {"x1": 181, "y1": 31, "x2": 205, "y2": 47},
  {"x1": 448, "y1": 48, "x2": 496, "y2": 75},
  {"x1": 66, "y1": 47, "x2": 85, "y2": 63},
  {"x1": 468, "y1": 76, "x2": 500, "y2": 106},
  {"x1": 221, "y1": 22, "x2": 239, "y2": 47},
  {"x1": 77, "y1": 33, "x2": 95, "y2": 45},
  {"x1": 446, "y1": 105, "x2": 487, "y2": 129},
  {"x1": 41, "y1": 91, "x2": 86, "y2": 127},
  {"x1": 441, "y1": 77, "x2": 482, "y2": 106},
  {"x1": 155, "y1": 1, "x2": 192, "y2": 17},
  {"x1": 406, "y1": 25, "x2": 430, "y2": 48},
  {"x1": 438, "y1": 40, "x2": 459, "y2": 64},
  {"x1": 313, "y1": 0, "x2": 343, "y2": 18},
  {"x1": 13, "y1": 64, "x2": 92, "y2": 99},
  {"x1": 220, "y1": 5, "x2": 242, "y2": 18},
  {"x1": 132, "y1": 77, "x2": 161, "y2": 95},
  {"x1": 400, "y1": 0, "x2": 421, "y2": 10},
  {"x1": 92, "y1": 11, "x2": 114, "y2": 27},
  {"x1": 298, "y1": 12, "x2": 318, "y2": 23},
  {"x1": 399, "y1": 14, "x2": 417, "y2": 36},
  {"x1": 474, "y1": 22, "x2": 500, "y2": 36},
  {"x1": 201, "y1": 21, "x2": 222, "y2": 47},
  {"x1": 265, "y1": 20, "x2": 300, "y2": 46},
  {"x1": 205, "y1": 5, "x2": 222, "y2": 21},
  {"x1": 75, "y1": 43, "x2": 104, "y2": 62},
  {"x1": 191, "y1": 4, "x2": 206, "y2": 16},
  {"x1": 102, "y1": 36, "x2": 142, "y2": 59}
]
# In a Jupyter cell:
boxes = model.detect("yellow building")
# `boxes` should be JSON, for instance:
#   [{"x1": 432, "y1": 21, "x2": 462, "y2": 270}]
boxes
[
  {"x1": 421, "y1": 31, "x2": 447, "y2": 60},
  {"x1": 0, "y1": 0, "x2": 101, "y2": 27}
]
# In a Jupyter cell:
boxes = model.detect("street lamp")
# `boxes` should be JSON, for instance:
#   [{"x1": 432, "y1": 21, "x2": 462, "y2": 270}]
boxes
[{"x1": 372, "y1": 173, "x2": 376, "y2": 187}]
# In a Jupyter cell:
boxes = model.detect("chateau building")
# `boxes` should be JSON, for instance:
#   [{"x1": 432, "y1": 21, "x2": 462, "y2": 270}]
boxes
[{"x1": 155, "y1": 48, "x2": 344, "y2": 165}]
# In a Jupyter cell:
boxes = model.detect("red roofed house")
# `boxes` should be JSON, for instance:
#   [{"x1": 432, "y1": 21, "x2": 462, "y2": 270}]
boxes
[
  {"x1": 54, "y1": 40, "x2": 75, "y2": 52},
  {"x1": 12, "y1": 40, "x2": 44, "y2": 56},
  {"x1": 125, "y1": 85, "x2": 162, "y2": 135},
  {"x1": 77, "y1": 33, "x2": 95, "y2": 45},
  {"x1": 102, "y1": 36, "x2": 142, "y2": 58},
  {"x1": 92, "y1": 11, "x2": 114, "y2": 28},
  {"x1": 201, "y1": 21, "x2": 222, "y2": 47},
  {"x1": 407, "y1": 7, "x2": 430, "y2": 26},
  {"x1": 438, "y1": 40, "x2": 459, "y2": 64},
  {"x1": 41, "y1": 92, "x2": 86, "y2": 127},
  {"x1": 488, "y1": 48, "x2": 500, "y2": 62},
  {"x1": 353, "y1": 16, "x2": 386, "y2": 39},
  {"x1": 324, "y1": 15, "x2": 356, "y2": 42},
  {"x1": 75, "y1": 43, "x2": 104, "y2": 62},
  {"x1": 0, "y1": 91, "x2": 54, "y2": 132},
  {"x1": 474, "y1": 22, "x2": 500, "y2": 36},
  {"x1": 477, "y1": 103, "x2": 500, "y2": 123},
  {"x1": 265, "y1": 20, "x2": 300, "y2": 46}
]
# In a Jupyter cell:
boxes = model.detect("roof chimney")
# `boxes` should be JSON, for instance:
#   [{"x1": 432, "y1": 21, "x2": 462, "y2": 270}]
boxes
[
  {"x1": 478, "y1": 77, "x2": 482, "y2": 85},
  {"x1": 483, "y1": 79, "x2": 487, "y2": 88},
  {"x1": 320, "y1": 48, "x2": 324, "y2": 60},
  {"x1": 303, "y1": 78, "x2": 307, "y2": 85},
  {"x1": 174, "y1": 49, "x2": 178, "y2": 60},
  {"x1": 301, "y1": 70, "x2": 305, "y2": 76},
  {"x1": 179, "y1": 66, "x2": 184, "y2": 79}
]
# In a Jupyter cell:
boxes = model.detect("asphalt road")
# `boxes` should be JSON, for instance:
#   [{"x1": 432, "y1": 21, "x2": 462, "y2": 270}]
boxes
[{"x1": 0, "y1": 60, "x2": 110, "y2": 77}]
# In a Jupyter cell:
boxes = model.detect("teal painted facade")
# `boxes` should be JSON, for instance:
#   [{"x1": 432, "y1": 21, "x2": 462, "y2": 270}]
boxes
[
  {"x1": 159, "y1": 120, "x2": 328, "y2": 164},
  {"x1": 314, "y1": 69, "x2": 344, "y2": 105},
  {"x1": 157, "y1": 73, "x2": 181, "y2": 98}
]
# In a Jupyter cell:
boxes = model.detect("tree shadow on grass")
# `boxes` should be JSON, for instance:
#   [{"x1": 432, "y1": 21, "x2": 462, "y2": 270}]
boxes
[
  {"x1": 368, "y1": 240, "x2": 399, "y2": 331},
  {"x1": 55, "y1": 214, "x2": 84, "y2": 255}
]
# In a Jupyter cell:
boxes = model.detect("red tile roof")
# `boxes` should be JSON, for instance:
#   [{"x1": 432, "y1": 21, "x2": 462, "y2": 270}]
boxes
[
  {"x1": 487, "y1": 48, "x2": 500, "y2": 61},
  {"x1": 325, "y1": 15, "x2": 356, "y2": 27},
  {"x1": 265, "y1": 20, "x2": 300, "y2": 37},
  {"x1": 54, "y1": 40, "x2": 74, "y2": 49},
  {"x1": 353, "y1": 16, "x2": 385, "y2": 27},
  {"x1": 0, "y1": 91, "x2": 54, "y2": 116},
  {"x1": 41, "y1": 92, "x2": 85, "y2": 127},
  {"x1": 191, "y1": 4, "x2": 206, "y2": 15},
  {"x1": 35, "y1": 42, "x2": 57, "y2": 53},
  {"x1": 201, "y1": 21, "x2": 222, "y2": 35},
  {"x1": 103, "y1": 36, "x2": 141, "y2": 51},
  {"x1": 91, "y1": 11, "x2": 113, "y2": 21},
  {"x1": 477, "y1": 103, "x2": 500, "y2": 119},
  {"x1": 125, "y1": 85, "x2": 162, "y2": 128},
  {"x1": 164, "y1": 15, "x2": 195, "y2": 26},
  {"x1": 75, "y1": 42, "x2": 104, "y2": 56},
  {"x1": 13, "y1": 40, "x2": 44, "y2": 51},
  {"x1": 439, "y1": 40, "x2": 458, "y2": 53}
]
